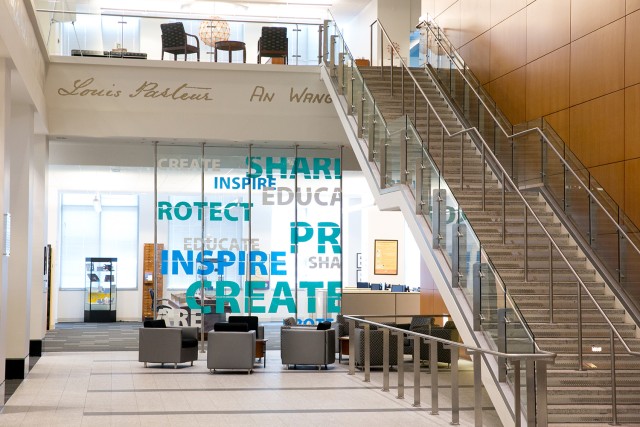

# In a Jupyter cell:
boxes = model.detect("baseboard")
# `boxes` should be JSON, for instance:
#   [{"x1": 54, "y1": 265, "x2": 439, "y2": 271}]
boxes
[
  {"x1": 29, "y1": 340, "x2": 42, "y2": 357},
  {"x1": 5, "y1": 356, "x2": 29, "y2": 380}
]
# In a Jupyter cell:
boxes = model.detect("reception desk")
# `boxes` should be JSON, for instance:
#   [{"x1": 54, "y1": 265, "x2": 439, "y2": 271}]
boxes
[{"x1": 341, "y1": 290, "x2": 420, "y2": 323}]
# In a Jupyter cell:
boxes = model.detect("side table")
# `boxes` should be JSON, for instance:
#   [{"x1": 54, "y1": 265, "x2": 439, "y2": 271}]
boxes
[
  {"x1": 339, "y1": 336, "x2": 349, "y2": 363},
  {"x1": 256, "y1": 338, "x2": 268, "y2": 367},
  {"x1": 215, "y1": 41, "x2": 246, "y2": 63}
]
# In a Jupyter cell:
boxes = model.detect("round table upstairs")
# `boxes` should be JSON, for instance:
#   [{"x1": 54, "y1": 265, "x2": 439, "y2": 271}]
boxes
[{"x1": 214, "y1": 41, "x2": 247, "y2": 63}]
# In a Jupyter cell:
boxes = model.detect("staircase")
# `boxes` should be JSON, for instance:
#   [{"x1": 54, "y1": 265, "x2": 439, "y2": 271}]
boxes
[{"x1": 356, "y1": 65, "x2": 640, "y2": 424}]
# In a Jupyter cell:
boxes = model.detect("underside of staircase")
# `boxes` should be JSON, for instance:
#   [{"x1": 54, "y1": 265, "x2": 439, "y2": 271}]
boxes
[{"x1": 358, "y1": 66, "x2": 640, "y2": 424}]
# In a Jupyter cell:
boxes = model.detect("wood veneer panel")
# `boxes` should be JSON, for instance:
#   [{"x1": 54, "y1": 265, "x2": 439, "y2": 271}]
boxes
[
  {"x1": 459, "y1": 31, "x2": 491, "y2": 84},
  {"x1": 625, "y1": 158, "x2": 640, "y2": 226},
  {"x1": 625, "y1": 11, "x2": 640, "y2": 86},
  {"x1": 628, "y1": 0, "x2": 640, "y2": 13},
  {"x1": 437, "y1": 0, "x2": 462, "y2": 48},
  {"x1": 526, "y1": 0, "x2": 570, "y2": 62},
  {"x1": 571, "y1": 0, "x2": 625, "y2": 41},
  {"x1": 435, "y1": 0, "x2": 458, "y2": 17},
  {"x1": 491, "y1": 0, "x2": 526, "y2": 26},
  {"x1": 460, "y1": 0, "x2": 491, "y2": 46},
  {"x1": 625, "y1": 84, "x2": 640, "y2": 158},
  {"x1": 545, "y1": 108, "x2": 571, "y2": 147},
  {"x1": 487, "y1": 67, "x2": 526, "y2": 124},
  {"x1": 526, "y1": 46, "x2": 570, "y2": 120},
  {"x1": 589, "y1": 162, "x2": 626, "y2": 209},
  {"x1": 569, "y1": 90, "x2": 625, "y2": 168},
  {"x1": 490, "y1": 9, "x2": 527, "y2": 80},
  {"x1": 570, "y1": 19, "x2": 625, "y2": 105}
]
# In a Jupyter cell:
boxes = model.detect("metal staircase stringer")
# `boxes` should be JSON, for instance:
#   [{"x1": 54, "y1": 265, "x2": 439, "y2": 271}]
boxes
[{"x1": 320, "y1": 65, "x2": 521, "y2": 427}]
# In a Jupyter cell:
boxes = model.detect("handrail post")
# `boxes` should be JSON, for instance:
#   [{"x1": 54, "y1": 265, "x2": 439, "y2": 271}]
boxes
[
  {"x1": 526, "y1": 359, "x2": 536, "y2": 425},
  {"x1": 413, "y1": 336, "x2": 421, "y2": 407},
  {"x1": 577, "y1": 281, "x2": 583, "y2": 370},
  {"x1": 481, "y1": 141, "x2": 486, "y2": 211},
  {"x1": 549, "y1": 239, "x2": 554, "y2": 323},
  {"x1": 364, "y1": 323, "x2": 371, "y2": 382},
  {"x1": 429, "y1": 338, "x2": 438, "y2": 414},
  {"x1": 390, "y1": 45, "x2": 394, "y2": 98},
  {"x1": 322, "y1": 19, "x2": 330, "y2": 64},
  {"x1": 358, "y1": 80, "x2": 364, "y2": 138},
  {"x1": 472, "y1": 350, "x2": 483, "y2": 426},
  {"x1": 502, "y1": 171, "x2": 506, "y2": 244},
  {"x1": 396, "y1": 331, "x2": 405, "y2": 399},
  {"x1": 369, "y1": 101, "x2": 376, "y2": 162},
  {"x1": 416, "y1": 160, "x2": 424, "y2": 214},
  {"x1": 513, "y1": 359, "x2": 521, "y2": 427},
  {"x1": 460, "y1": 133, "x2": 464, "y2": 188},
  {"x1": 348, "y1": 319, "x2": 355, "y2": 375},
  {"x1": 379, "y1": 28, "x2": 383, "y2": 74},
  {"x1": 380, "y1": 137, "x2": 387, "y2": 189},
  {"x1": 401, "y1": 64, "x2": 405, "y2": 114},
  {"x1": 369, "y1": 23, "x2": 373, "y2": 66},
  {"x1": 610, "y1": 329, "x2": 619, "y2": 425},
  {"x1": 497, "y1": 308, "x2": 507, "y2": 382},
  {"x1": 382, "y1": 328, "x2": 390, "y2": 392},
  {"x1": 400, "y1": 124, "x2": 407, "y2": 185},
  {"x1": 329, "y1": 35, "x2": 336, "y2": 74},
  {"x1": 524, "y1": 205, "x2": 528, "y2": 282},
  {"x1": 535, "y1": 359, "x2": 549, "y2": 426},
  {"x1": 337, "y1": 53, "x2": 344, "y2": 94},
  {"x1": 447, "y1": 344, "x2": 460, "y2": 425}
]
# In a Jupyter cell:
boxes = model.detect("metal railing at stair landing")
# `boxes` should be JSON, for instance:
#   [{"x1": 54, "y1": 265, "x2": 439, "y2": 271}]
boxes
[
  {"x1": 418, "y1": 16, "x2": 640, "y2": 325},
  {"x1": 322, "y1": 18, "x2": 555, "y2": 427},
  {"x1": 322, "y1": 16, "x2": 640, "y2": 426}
]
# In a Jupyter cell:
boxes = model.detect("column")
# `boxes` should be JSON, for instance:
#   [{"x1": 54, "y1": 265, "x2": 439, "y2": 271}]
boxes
[
  {"x1": 5, "y1": 103, "x2": 34, "y2": 379},
  {"x1": 0, "y1": 58, "x2": 11, "y2": 401},
  {"x1": 29, "y1": 133, "x2": 48, "y2": 356}
]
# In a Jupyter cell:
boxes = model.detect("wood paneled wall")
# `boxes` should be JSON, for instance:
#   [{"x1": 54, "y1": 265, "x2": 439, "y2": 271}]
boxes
[{"x1": 427, "y1": 0, "x2": 640, "y2": 226}]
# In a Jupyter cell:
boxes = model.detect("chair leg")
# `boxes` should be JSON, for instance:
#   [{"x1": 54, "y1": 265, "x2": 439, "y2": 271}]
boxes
[
  {"x1": 144, "y1": 362, "x2": 147, "y2": 368},
  {"x1": 161, "y1": 363, "x2": 164, "y2": 367},
  {"x1": 174, "y1": 363, "x2": 177, "y2": 369},
  {"x1": 191, "y1": 361, "x2": 194, "y2": 366}
]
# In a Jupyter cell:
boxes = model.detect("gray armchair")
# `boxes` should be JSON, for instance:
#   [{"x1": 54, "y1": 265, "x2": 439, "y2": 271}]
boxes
[
  {"x1": 353, "y1": 327, "x2": 399, "y2": 368},
  {"x1": 281, "y1": 327, "x2": 335, "y2": 369},
  {"x1": 138, "y1": 322, "x2": 198, "y2": 368},
  {"x1": 207, "y1": 327, "x2": 256, "y2": 374}
]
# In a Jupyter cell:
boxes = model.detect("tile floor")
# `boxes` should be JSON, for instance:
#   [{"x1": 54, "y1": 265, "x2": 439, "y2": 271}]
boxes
[{"x1": 0, "y1": 350, "x2": 503, "y2": 426}]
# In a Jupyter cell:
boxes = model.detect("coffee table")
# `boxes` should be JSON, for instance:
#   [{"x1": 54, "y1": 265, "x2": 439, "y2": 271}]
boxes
[{"x1": 256, "y1": 338, "x2": 268, "y2": 367}]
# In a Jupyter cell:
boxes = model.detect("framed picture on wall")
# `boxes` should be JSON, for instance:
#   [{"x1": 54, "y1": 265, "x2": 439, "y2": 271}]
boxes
[{"x1": 374, "y1": 239, "x2": 398, "y2": 275}]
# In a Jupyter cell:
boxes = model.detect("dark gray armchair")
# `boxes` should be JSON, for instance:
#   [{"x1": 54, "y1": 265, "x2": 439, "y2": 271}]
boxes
[
  {"x1": 281, "y1": 326, "x2": 335, "y2": 369},
  {"x1": 353, "y1": 326, "x2": 398, "y2": 368},
  {"x1": 207, "y1": 322, "x2": 256, "y2": 374},
  {"x1": 138, "y1": 320, "x2": 198, "y2": 368}
]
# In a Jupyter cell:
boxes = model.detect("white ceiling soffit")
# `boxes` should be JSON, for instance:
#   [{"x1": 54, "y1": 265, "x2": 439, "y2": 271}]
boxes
[{"x1": 34, "y1": 0, "x2": 371, "y2": 22}]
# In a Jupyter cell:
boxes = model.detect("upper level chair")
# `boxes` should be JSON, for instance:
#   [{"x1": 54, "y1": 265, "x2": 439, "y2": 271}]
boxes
[
  {"x1": 257, "y1": 27, "x2": 288, "y2": 64},
  {"x1": 161, "y1": 22, "x2": 200, "y2": 61}
]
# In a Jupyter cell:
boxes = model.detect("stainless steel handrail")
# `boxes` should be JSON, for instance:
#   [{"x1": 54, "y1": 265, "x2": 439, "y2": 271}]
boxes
[{"x1": 417, "y1": 17, "x2": 640, "y2": 260}]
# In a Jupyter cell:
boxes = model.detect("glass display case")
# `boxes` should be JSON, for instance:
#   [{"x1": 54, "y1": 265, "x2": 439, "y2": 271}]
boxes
[{"x1": 84, "y1": 257, "x2": 117, "y2": 322}]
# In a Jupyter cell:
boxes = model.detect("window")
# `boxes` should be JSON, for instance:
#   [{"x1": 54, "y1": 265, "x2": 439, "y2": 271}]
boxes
[{"x1": 59, "y1": 193, "x2": 139, "y2": 289}]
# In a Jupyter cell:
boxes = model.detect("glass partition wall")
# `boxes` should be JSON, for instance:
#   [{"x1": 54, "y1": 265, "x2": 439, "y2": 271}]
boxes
[{"x1": 153, "y1": 142, "x2": 344, "y2": 341}]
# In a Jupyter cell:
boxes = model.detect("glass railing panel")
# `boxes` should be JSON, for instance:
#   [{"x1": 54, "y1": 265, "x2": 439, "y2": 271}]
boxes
[
  {"x1": 512, "y1": 131, "x2": 542, "y2": 188},
  {"x1": 590, "y1": 203, "x2": 620, "y2": 282},
  {"x1": 406, "y1": 125, "x2": 423, "y2": 195},
  {"x1": 493, "y1": 123, "x2": 513, "y2": 178},
  {"x1": 372, "y1": 104, "x2": 387, "y2": 171},
  {"x1": 352, "y1": 67, "x2": 364, "y2": 123},
  {"x1": 385, "y1": 117, "x2": 407, "y2": 186},
  {"x1": 480, "y1": 258, "x2": 505, "y2": 351},
  {"x1": 438, "y1": 178, "x2": 459, "y2": 266},
  {"x1": 419, "y1": 154, "x2": 440, "y2": 229},
  {"x1": 450, "y1": 61, "x2": 465, "y2": 113},
  {"x1": 436, "y1": 43, "x2": 452, "y2": 95},
  {"x1": 477, "y1": 102, "x2": 496, "y2": 155},
  {"x1": 564, "y1": 164, "x2": 591, "y2": 244},
  {"x1": 362, "y1": 86, "x2": 376, "y2": 143},
  {"x1": 37, "y1": 9, "x2": 322, "y2": 65},
  {"x1": 542, "y1": 135, "x2": 565, "y2": 209},
  {"x1": 458, "y1": 209, "x2": 481, "y2": 307},
  {"x1": 620, "y1": 216, "x2": 640, "y2": 314},
  {"x1": 463, "y1": 70, "x2": 480, "y2": 129}
]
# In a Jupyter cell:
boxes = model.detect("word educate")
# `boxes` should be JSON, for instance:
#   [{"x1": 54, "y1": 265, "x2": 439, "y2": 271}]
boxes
[
  {"x1": 185, "y1": 280, "x2": 341, "y2": 314},
  {"x1": 57, "y1": 78, "x2": 214, "y2": 101},
  {"x1": 183, "y1": 237, "x2": 259, "y2": 251}
]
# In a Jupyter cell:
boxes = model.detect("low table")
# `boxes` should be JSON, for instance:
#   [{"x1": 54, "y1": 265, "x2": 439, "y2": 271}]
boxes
[
  {"x1": 339, "y1": 336, "x2": 349, "y2": 363},
  {"x1": 214, "y1": 41, "x2": 246, "y2": 63},
  {"x1": 256, "y1": 338, "x2": 268, "y2": 367}
]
